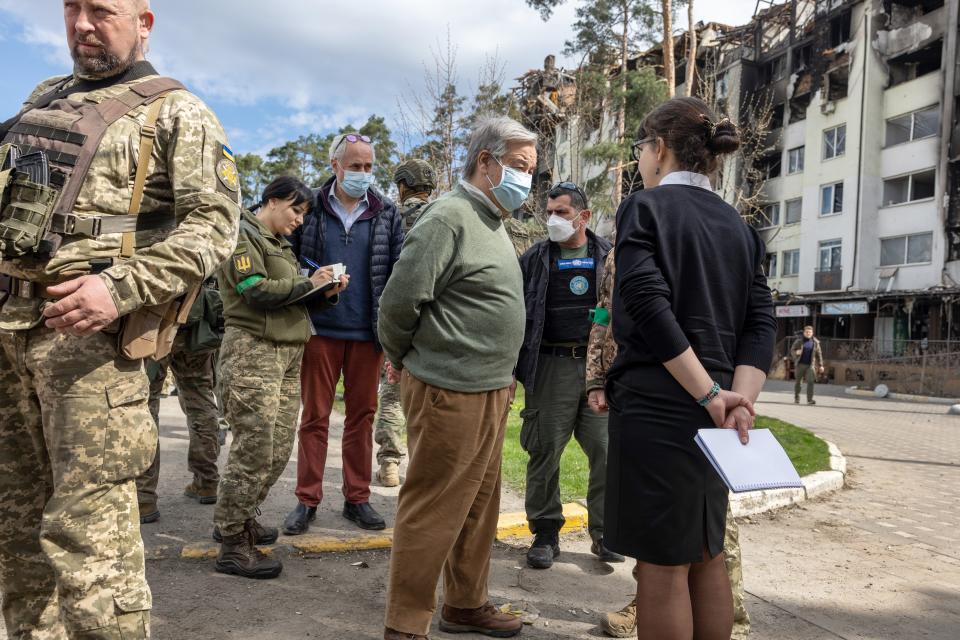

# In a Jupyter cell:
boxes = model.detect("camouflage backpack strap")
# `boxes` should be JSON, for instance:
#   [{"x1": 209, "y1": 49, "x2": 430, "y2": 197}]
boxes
[{"x1": 121, "y1": 92, "x2": 169, "y2": 258}]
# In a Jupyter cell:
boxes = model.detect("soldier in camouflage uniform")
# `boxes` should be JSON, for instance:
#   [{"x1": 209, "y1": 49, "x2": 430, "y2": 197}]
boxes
[
  {"x1": 214, "y1": 177, "x2": 346, "y2": 579},
  {"x1": 135, "y1": 328, "x2": 222, "y2": 524},
  {"x1": 504, "y1": 216, "x2": 539, "y2": 257},
  {"x1": 588, "y1": 249, "x2": 752, "y2": 639},
  {"x1": 373, "y1": 160, "x2": 435, "y2": 487},
  {"x1": 0, "y1": 2, "x2": 240, "y2": 637}
]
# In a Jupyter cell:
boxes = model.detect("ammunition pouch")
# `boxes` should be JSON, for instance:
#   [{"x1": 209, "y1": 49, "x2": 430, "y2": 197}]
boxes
[
  {"x1": 119, "y1": 285, "x2": 201, "y2": 361},
  {"x1": 0, "y1": 175, "x2": 60, "y2": 259},
  {"x1": 183, "y1": 285, "x2": 224, "y2": 352}
]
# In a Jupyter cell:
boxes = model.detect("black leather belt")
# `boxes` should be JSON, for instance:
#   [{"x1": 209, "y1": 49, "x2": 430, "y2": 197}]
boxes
[{"x1": 539, "y1": 345, "x2": 588, "y2": 359}]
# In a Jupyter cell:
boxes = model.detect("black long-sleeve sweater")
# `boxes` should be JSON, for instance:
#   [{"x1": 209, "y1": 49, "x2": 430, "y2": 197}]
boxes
[{"x1": 608, "y1": 184, "x2": 776, "y2": 383}]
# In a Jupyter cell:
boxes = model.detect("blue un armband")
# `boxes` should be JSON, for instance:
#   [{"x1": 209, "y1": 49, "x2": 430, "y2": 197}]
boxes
[{"x1": 589, "y1": 306, "x2": 610, "y2": 327}]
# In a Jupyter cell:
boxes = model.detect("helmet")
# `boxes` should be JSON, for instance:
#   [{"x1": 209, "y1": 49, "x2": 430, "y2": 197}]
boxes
[{"x1": 393, "y1": 159, "x2": 436, "y2": 192}]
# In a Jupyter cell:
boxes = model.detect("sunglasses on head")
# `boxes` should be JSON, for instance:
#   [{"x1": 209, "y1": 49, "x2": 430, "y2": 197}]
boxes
[
  {"x1": 552, "y1": 181, "x2": 588, "y2": 203},
  {"x1": 334, "y1": 134, "x2": 372, "y2": 153}
]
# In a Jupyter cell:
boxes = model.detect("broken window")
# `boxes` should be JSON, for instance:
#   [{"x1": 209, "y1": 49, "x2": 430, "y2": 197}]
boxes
[
  {"x1": 787, "y1": 146, "x2": 805, "y2": 174},
  {"x1": 881, "y1": 169, "x2": 935, "y2": 206},
  {"x1": 763, "y1": 55, "x2": 788, "y2": 83},
  {"x1": 880, "y1": 232, "x2": 934, "y2": 266},
  {"x1": 886, "y1": 0, "x2": 946, "y2": 28},
  {"x1": 820, "y1": 181, "x2": 844, "y2": 215},
  {"x1": 764, "y1": 251, "x2": 778, "y2": 278},
  {"x1": 886, "y1": 105, "x2": 940, "y2": 145},
  {"x1": 823, "y1": 124, "x2": 846, "y2": 159},
  {"x1": 828, "y1": 11, "x2": 852, "y2": 48},
  {"x1": 790, "y1": 91, "x2": 812, "y2": 122},
  {"x1": 793, "y1": 44, "x2": 813, "y2": 72},
  {"x1": 758, "y1": 153, "x2": 782, "y2": 180},
  {"x1": 825, "y1": 63, "x2": 849, "y2": 101},
  {"x1": 756, "y1": 203, "x2": 781, "y2": 228},
  {"x1": 889, "y1": 39, "x2": 943, "y2": 87},
  {"x1": 770, "y1": 103, "x2": 785, "y2": 129}
]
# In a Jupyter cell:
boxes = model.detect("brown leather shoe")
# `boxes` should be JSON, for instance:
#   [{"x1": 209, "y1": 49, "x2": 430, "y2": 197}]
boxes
[
  {"x1": 439, "y1": 602, "x2": 522, "y2": 637},
  {"x1": 384, "y1": 628, "x2": 428, "y2": 639},
  {"x1": 184, "y1": 481, "x2": 218, "y2": 504}
]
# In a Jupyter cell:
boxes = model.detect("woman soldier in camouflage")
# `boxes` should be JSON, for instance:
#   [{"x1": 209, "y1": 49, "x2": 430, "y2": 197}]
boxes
[{"x1": 213, "y1": 177, "x2": 348, "y2": 579}]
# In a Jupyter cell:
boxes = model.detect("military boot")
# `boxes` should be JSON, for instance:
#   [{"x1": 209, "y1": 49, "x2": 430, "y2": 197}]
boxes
[
  {"x1": 378, "y1": 461, "x2": 401, "y2": 487},
  {"x1": 213, "y1": 518, "x2": 278, "y2": 545},
  {"x1": 139, "y1": 502, "x2": 160, "y2": 524},
  {"x1": 526, "y1": 529, "x2": 560, "y2": 569},
  {"x1": 184, "y1": 481, "x2": 218, "y2": 505},
  {"x1": 215, "y1": 522, "x2": 282, "y2": 579},
  {"x1": 600, "y1": 597, "x2": 637, "y2": 637}
]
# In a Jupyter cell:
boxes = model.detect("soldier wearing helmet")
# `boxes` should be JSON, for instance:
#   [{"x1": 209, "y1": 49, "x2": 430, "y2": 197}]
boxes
[{"x1": 392, "y1": 159, "x2": 436, "y2": 232}]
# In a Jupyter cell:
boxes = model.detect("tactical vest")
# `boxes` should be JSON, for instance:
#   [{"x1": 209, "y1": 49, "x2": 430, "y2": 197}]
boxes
[
  {"x1": 542, "y1": 242, "x2": 598, "y2": 345},
  {"x1": 400, "y1": 200, "x2": 427, "y2": 232},
  {"x1": 0, "y1": 76, "x2": 185, "y2": 262}
]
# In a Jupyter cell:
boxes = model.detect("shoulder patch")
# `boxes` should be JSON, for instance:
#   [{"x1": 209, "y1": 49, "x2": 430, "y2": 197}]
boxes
[
  {"x1": 217, "y1": 156, "x2": 240, "y2": 193},
  {"x1": 233, "y1": 254, "x2": 252, "y2": 275}
]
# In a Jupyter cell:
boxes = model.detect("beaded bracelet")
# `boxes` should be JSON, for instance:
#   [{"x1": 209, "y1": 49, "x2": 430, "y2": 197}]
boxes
[{"x1": 697, "y1": 381, "x2": 721, "y2": 407}]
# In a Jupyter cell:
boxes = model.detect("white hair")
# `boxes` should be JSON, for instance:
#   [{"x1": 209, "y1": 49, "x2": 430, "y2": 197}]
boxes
[
  {"x1": 463, "y1": 116, "x2": 538, "y2": 178},
  {"x1": 329, "y1": 133, "x2": 376, "y2": 165}
]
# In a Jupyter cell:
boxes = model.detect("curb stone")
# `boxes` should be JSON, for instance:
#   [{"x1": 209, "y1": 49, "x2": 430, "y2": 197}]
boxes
[
  {"x1": 730, "y1": 438, "x2": 847, "y2": 518},
  {"x1": 845, "y1": 385, "x2": 959, "y2": 406},
  {"x1": 162, "y1": 449, "x2": 845, "y2": 561}
]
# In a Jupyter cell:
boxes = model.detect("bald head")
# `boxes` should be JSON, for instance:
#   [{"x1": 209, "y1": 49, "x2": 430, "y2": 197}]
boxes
[{"x1": 64, "y1": 0, "x2": 154, "y2": 80}]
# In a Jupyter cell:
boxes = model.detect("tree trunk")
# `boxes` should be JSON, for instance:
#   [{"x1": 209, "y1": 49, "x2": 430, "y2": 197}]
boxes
[
  {"x1": 685, "y1": 0, "x2": 696, "y2": 96},
  {"x1": 661, "y1": 0, "x2": 675, "y2": 98},
  {"x1": 613, "y1": 0, "x2": 629, "y2": 207}
]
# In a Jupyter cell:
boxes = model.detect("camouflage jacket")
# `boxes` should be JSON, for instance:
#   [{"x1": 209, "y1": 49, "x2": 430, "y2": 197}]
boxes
[
  {"x1": 399, "y1": 195, "x2": 429, "y2": 233},
  {"x1": 0, "y1": 68, "x2": 241, "y2": 330},
  {"x1": 504, "y1": 217, "x2": 543, "y2": 258},
  {"x1": 586, "y1": 248, "x2": 617, "y2": 391}
]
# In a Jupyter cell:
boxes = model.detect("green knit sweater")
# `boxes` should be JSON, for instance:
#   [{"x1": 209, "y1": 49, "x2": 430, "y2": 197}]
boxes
[{"x1": 378, "y1": 185, "x2": 524, "y2": 393}]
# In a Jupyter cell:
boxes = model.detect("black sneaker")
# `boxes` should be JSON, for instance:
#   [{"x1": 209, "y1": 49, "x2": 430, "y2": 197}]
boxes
[
  {"x1": 591, "y1": 538, "x2": 625, "y2": 563},
  {"x1": 526, "y1": 531, "x2": 560, "y2": 569}
]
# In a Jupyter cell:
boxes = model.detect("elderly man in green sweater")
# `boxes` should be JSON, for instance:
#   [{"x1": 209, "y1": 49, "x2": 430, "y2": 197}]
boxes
[{"x1": 379, "y1": 117, "x2": 537, "y2": 640}]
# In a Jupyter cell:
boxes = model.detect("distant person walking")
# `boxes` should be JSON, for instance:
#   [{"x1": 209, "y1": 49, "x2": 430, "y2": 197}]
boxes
[{"x1": 791, "y1": 326, "x2": 824, "y2": 405}]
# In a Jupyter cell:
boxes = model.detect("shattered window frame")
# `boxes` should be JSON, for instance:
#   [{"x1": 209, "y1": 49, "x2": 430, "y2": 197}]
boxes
[
  {"x1": 822, "y1": 124, "x2": 847, "y2": 160},
  {"x1": 782, "y1": 249, "x2": 801, "y2": 276},
  {"x1": 787, "y1": 146, "x2": 805, "y2": 174},
  {"x1": 757, "y1": 202, "x2": 781, "y2": 229},
  {"x1": 884, "y1": 105, "x2": 940, "y2": 147},
  {"x1": 764, "y1": 251, "x2": 778, "y2": 278},
  {"x1": 880, "y1": 232, "x2": 934, "y2": 267},
  {"x1": 820, "y1": 181, "x2": 844, "y2": 216},
  {"x1": 881, "y1": 168, "x2": 936, "y2": 207},
  {"x1": 818, "y1": 238, "x2": 843, "y2": 272}
]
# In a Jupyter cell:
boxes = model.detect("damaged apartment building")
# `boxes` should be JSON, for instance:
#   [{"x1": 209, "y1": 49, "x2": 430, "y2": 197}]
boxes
[{"x1": 524, "y1": 0, "x2": 960, "y2": 394}]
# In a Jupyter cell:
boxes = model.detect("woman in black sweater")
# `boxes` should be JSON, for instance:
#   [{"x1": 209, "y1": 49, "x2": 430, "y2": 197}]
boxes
[{"x1": 605, "y1": 97, "x2": 776, "y2": 639}]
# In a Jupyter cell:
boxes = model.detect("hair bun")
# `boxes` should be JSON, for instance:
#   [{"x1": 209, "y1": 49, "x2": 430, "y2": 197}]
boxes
[{"x1": 706, "y1": 117, "x2": 740, "y2": 155}]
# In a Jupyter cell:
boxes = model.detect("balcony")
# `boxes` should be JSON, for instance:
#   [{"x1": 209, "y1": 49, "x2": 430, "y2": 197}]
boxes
[{"x1": 814, "y1": 268, "x2": 843, "y2": 291}]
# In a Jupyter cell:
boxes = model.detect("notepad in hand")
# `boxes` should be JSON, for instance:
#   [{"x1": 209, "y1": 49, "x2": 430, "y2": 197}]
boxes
[{"x1": 694, "y1": 428, "x2": 803, "y2": 493}]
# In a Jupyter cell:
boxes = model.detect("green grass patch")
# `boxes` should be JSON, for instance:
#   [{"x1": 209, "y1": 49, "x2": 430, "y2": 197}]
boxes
[
  {"x1": 500, "y1": 386, "x2": 831, "y2": 499},
  {"x1": 755, "y1": 415, "x2": 831, "y2": 477}
]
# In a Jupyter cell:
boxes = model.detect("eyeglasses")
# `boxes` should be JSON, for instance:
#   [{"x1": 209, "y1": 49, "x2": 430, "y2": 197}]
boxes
[
  {"x1": 631, "y1": 136, "x2": 656, "y2": 163},
  {"x1": 551, "y1": 181, "x2": 588, "y2": 204},
  {"x1": 334, "y1": 134, "x2": 372, "y2": 153}
]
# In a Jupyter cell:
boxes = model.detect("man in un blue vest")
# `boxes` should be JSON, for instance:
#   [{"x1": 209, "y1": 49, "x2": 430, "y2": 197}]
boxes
[{"x1": 515, "y1": 182, "x2": 623, "y2": 569}]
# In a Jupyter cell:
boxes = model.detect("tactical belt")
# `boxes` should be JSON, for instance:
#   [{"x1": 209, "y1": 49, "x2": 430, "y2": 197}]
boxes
[
  {"x1": 539, "y1": 345, "x2": 588, "y2": 359},
  {"x1": 47, "y1": 212, "x2": 175, "y2": 238}
]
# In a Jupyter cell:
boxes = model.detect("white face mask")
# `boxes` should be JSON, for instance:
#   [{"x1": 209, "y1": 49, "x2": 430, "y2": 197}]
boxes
[{"x1": 547, "y1": 214, "x2": 579, "y2": 242}]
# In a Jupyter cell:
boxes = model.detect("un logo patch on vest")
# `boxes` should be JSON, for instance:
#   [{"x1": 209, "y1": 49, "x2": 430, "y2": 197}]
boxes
[
  {"x1": 569, "y1": 275, "x2": 590, "y2": 296},
  {"x1": 234, "y1": 254, "x2": 252, "y2": 274},
  {"x1": 557, "y1": 257, "x2": 595, "y2": 270}
]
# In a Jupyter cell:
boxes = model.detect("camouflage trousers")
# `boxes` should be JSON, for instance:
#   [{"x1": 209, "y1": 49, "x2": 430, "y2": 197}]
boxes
[
  {"x1": 373, "y1": 373, "x2": 406, "y2": 465},
  {"x1": 725, "y1": 506, "x2": 751, "y2": 639},
  {"x1": 214, "y1": 328, "x2": 303, "y2": 537},
  {"x1": 135, "y1": 335, "x2": 221, "y2": 505},
  {"x1": 0, "y1": 327, "x2": 153, "y2": 639}
]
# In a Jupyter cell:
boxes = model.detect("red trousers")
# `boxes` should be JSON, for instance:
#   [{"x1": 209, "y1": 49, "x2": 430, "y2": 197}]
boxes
[{"x1": 296, "y1": 336, "x2": 384, "y2": 506}]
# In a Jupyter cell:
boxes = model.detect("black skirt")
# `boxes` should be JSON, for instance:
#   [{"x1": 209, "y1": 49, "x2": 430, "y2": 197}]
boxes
[{"x1": 604, "y1": 365, "x2": 732, "y2": 565}]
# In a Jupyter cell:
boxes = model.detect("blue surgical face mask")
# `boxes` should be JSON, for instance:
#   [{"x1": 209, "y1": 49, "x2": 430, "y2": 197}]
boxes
[
  {"x1": 486, "y1": 157, "x2": 532, "y2": 213},
  {"x1": 341, "y1": 170, "x2": 375, "y2": 198}
]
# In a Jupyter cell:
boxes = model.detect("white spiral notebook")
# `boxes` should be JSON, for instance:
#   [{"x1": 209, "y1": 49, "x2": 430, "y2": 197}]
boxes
[{"x1": 694, "y1": 428, "x2": 804, "y2": 493}]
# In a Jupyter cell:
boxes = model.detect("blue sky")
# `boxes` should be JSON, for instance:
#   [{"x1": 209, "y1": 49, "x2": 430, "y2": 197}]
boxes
[{"x1": 0, "y1": 1, "x2": 761, "y2": 157}]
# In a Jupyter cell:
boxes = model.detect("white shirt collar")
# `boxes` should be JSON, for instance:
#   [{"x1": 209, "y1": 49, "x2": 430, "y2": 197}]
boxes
[
  {"x1": 658, "y1": 171, "x2": 713, "y2": 192},
  {"x1": 458, "y1": 179, "x2": 502, "y2": 217}
]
